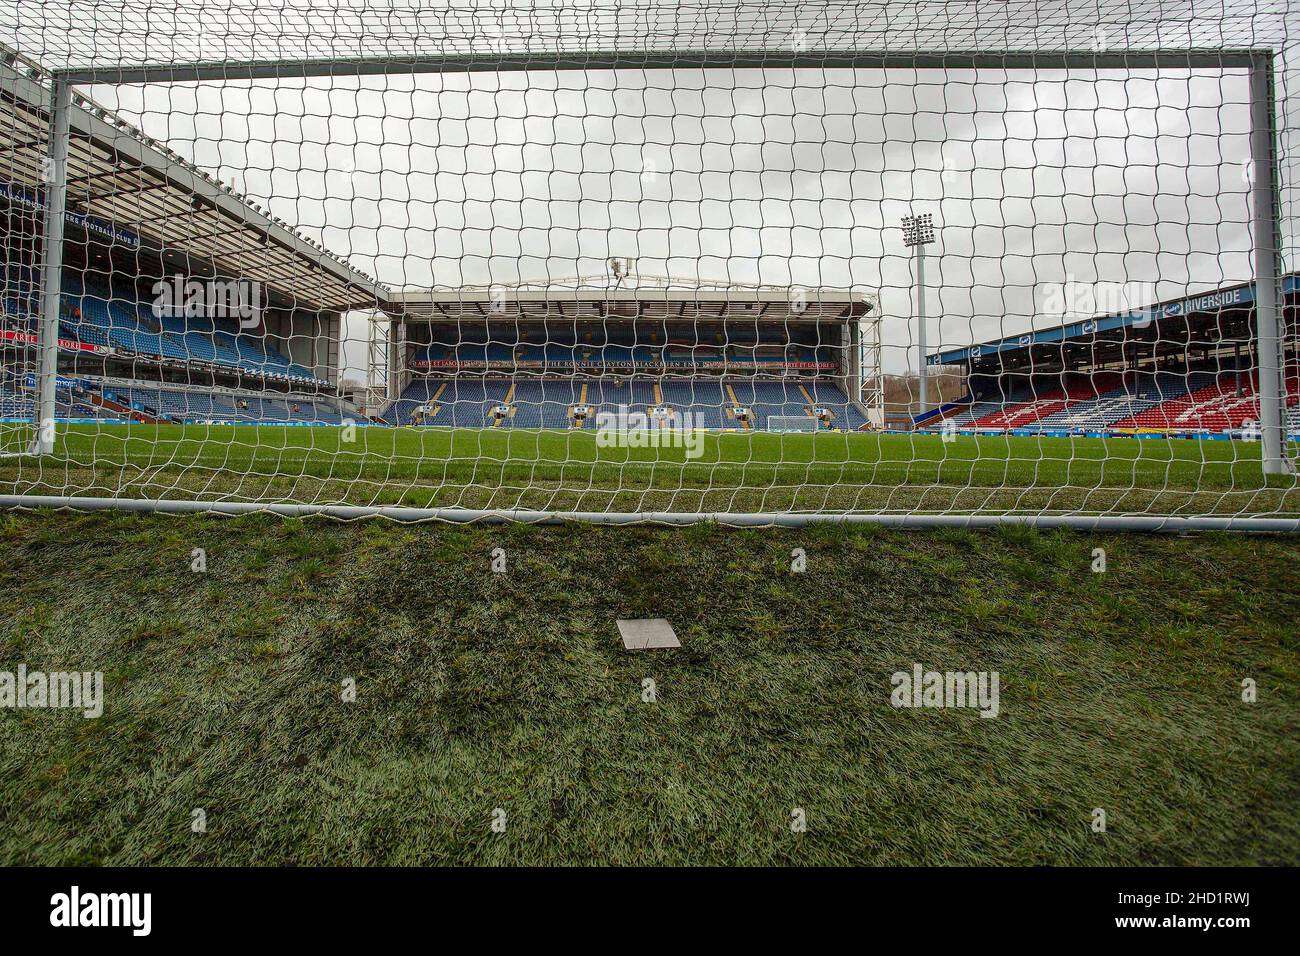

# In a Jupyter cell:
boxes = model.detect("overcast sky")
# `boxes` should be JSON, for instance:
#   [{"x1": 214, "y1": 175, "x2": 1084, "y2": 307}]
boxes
[{"x1": 3, "y1": 0, "x2": 1296, "y2": 378}]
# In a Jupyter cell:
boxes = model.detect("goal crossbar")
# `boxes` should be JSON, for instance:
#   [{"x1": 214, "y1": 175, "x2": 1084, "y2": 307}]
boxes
[{"x1": 53, "y1": 48, "x2": 1273, "y2": 85}]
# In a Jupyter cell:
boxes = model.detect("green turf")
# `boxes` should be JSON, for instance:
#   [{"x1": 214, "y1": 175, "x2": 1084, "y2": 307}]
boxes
[
  {"x1": 1, "y1": 423, "x2": 1297, "y2": 516},
  {"x1": 0, "y1": 511, "x2": 1296, "y2": 865}
]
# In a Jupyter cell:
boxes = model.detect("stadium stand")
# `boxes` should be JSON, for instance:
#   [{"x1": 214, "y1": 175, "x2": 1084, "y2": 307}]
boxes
[
  {"x1": 930, "y1": 369, "x2": 1300, "y2": 434},
  {"x1": 963, "y1": 374, "x2": 1121, "y2": 428},
  {"x1": 2, "y1": 251, "x2": 358, "y2": 427},
  {"x1": 2, "y1": 256, "x2": 358, "y2": 426},
  {"x1": 0, "y1": 378, "x2": 112, "y2": 421},
  {"x1": 100, "y1": 385, "x2": 348, "y2": 424},
  {"x1": 925, "y1": 274, "x2": 1300, "y2": 437},
  {"x1": 382, "y1": 277, "x2": 878, "y2": 431},
  {"x1": 384, "y1": 379, "x2": 513, "y2": 426},
  {"x1": 1032, "y1": 373, "x2": 1192, "y2": 430},
  {"x1": 1113, "y1": 371, "x2": 1300, "y2": 431},
  {"x1": 5, "y1": 257, "x2": 330, "y2": 390},
  {"x1": 0, "y1": 360, "x2": 349, "y2": 423},
  {"x1": 55, "y1": 272, "x2": 321, "y2": 383},
  {"x1": 1, "y1": 41, "x2": 390, "y2": 438}
]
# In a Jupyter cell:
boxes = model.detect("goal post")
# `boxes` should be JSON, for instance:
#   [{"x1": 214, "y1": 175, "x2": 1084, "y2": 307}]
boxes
[
  {"x1": 1, "y1": 12, "x2": 1296, "y2": 528},
  {"x1": 30, "y1": 75, "x2": 70, "y2": 456},
  {"x1": 1248, "y1": 52, "x2": 1291, "y2": 476}
]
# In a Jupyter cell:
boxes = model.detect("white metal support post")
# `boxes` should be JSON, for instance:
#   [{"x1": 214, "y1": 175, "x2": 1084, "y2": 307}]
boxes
[
  {"x1": 30, "y1": 76, "x2": 71, "y2": 455},
  {"x1": 1250, "y1": 53, "x2": 1294, "y2": 476},
  {"x1": 902, "y1": 213, "x2": 936, "y2": 417},
  {"x1": 916, "y1": 243, "x2": 928, "y2": 411}
]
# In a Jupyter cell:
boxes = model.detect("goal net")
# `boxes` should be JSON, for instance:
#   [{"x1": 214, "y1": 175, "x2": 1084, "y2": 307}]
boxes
[
  {"x1": 0, "y1": 151, "x2": 41, "y2": 457},
  {"x1": 0, "y1": 1, "x2": 1296, "y2": 528},
  {"x1": 767, "y1": 417, "x2": 821, "y2": 434}
]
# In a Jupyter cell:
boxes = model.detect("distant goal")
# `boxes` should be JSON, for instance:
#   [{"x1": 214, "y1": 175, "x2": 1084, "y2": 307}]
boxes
[{"x1": 766, "y1": 416, "x2": 821, "y2": 434}]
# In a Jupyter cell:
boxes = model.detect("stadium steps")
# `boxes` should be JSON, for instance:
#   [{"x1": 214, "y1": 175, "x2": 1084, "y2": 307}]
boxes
[
  {"x1": 382, "y1": 376, "x2": 866, "y2": 431},
  {"x1": 796, "y1": 383, "x2": 819, "y2": 417},
  {"x1": 427, "y1": 381, "x2": 449, "y2": 419},
  {"x1": 723, "y1": 382, "x2": 752, "y2": 430},
  {"x1": 570, "y1": 381, "x2": 589, "y2": 428},
  {"x1": 490, "y1": 382, "x2": 518, "y2": 427}
]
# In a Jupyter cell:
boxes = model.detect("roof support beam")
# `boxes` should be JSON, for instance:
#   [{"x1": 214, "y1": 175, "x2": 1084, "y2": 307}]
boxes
[
  {"x1": 0, "y1": 134, "x2": 43, "y2": 154},
  {"x1": 1, "y1": 57, "x2": 388, "y2": 311}
]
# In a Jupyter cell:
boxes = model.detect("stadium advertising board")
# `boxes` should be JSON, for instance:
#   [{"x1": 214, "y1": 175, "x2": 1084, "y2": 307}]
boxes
[
  {"x1": 412, "y1": 355, "x2": 836, "y2": 370},
  {"x1": 0, "y1": 179, "x2": 140, "y2": 250},
  {"x1": 1, "y1": 326, "x2": 112, "y2": 355}
]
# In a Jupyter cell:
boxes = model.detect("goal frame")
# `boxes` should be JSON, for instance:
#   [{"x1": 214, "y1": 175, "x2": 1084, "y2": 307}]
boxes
[
  {"x1": 767, "y1": 416, "x2": 822, "y2": 433},
  {"x1": 14, "y1": 47, "x2": 1297, "y2": 528}
]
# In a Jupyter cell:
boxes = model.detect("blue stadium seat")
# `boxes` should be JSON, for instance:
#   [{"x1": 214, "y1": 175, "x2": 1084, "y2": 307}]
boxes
[{"x1": 40, "y1": 271, "x2": 323, "y2": 384}]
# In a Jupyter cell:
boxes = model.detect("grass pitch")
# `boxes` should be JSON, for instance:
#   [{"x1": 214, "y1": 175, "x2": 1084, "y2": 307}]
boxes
[
  {"x1": 0, "y1": 512, "x2": 1296, "y2": 865},
  {"x1": 0, "y1": 423, "x2": 1297, "y2": 516}
]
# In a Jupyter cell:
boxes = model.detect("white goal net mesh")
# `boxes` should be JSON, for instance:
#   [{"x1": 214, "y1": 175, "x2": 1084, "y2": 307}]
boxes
[
  {"x1": 0, "y1": 1, "x2": 1296, "y2": 524},
  {"x1": 767, "y1": 417, "x2": 821, "y2": 434}
]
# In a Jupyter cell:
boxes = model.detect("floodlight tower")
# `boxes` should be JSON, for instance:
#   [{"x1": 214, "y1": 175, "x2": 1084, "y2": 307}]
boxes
[
  {"x1": 902, "y1": 213, "x2": 937, "y2": 414},
  {"x1": 607, "y1": 256, "x2": 634, "y2": 288}
]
